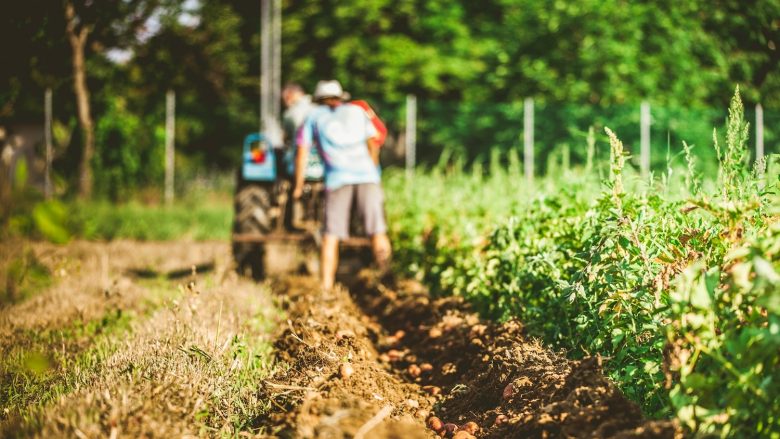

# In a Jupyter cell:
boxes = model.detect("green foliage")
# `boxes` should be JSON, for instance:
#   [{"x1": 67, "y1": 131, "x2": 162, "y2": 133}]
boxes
[
  {"x1": 4, "y1": 0, "x2": 780, "y2": 195},
  {"x1": 1, "y1": 249, "x2": 52, "y2": 306},
  {"x1": 74, "y1": 199, "x2": 232, "y2": 241},
  {"x1": 386, "y1": 88, "x2": 779, "y2": 431},
  {"x1": 0, "y1": 309, "x2": 133, "y2": 421},
  {"x1": 93, "y1": 96, "x2": 164, "y2": 200},
  {"x1": 1, "y1": 159, "x2": 73, "y2": 245},
  {"x1": 668, "y1": 225, "x2": 780, "y2": 437}
]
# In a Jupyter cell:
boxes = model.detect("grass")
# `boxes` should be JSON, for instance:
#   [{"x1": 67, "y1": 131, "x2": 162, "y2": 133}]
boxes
[
  {"x1": 0, "y1": 308, "x2": 134, "y2": 430},
  {"x1": 75, "y1": 198, "x2": 232, "y2": 241},
  {"x1": 0, "y1": 248, "x2": 53, "y2": 306},
  {"x1": 0, "y1": 242, "x2": 279, "y2": 437}
]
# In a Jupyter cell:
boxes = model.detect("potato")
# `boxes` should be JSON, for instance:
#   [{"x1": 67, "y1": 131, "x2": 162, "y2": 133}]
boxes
[
  {"x1": 387, "y1": 349, "x2": 404, "y2": 361},
  {"x1": 428, "y1": 327, "x2": 443, "y2": 338},
  {"x1": 427, "y1": 416, "x2": 444, "y2": 432},
  {"x1": 420, "y1": 362, "x2": 434, "y2": 372},
  {"x1": 407, "y1": 364, "x2": 421, "y2": 378},
  {"x1": 460, "y1": 421, "x2": 479, "y2": 434},
  {"x1": 423, "y1": 385, "x2": 441, "y2": 396},
  {"x1": 493, "y1": 414, "x2": 508, "y2": 427},
  {"x1": 502, "y1": 382, "x2": 515, "y2": 400},
  {"x1": 452, "y1": 432, "x2": 476, "y2": 439}
]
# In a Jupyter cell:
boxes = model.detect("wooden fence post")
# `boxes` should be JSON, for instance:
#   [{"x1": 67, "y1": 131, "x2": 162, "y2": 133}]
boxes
[
  {"x1": 45, "y1": 88, "x2": 53, "y2": 199},
  {"x1": 406, "y1": 94, "x2": 417, "y2": 178},
  {"x1": 165, "y1": 89, "x2": 175, "y2": 205},
  {"x1": 523, "y1": 97, "x2": 534, "y2": 184},
  {"x1": 640, "y1": 101, "x2": 651, "y2": 178},
  {"x1": 756, "y1": 103, "x2": 764, "y2": 164}
]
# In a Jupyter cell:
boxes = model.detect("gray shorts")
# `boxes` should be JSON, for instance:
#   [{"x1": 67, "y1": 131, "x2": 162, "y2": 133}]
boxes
[{"x1": 324, "y1": 183, "x2": 387, "y2": 239}]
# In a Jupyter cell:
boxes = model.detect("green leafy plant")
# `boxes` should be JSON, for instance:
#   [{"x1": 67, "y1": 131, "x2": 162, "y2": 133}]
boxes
[{"x1": 386, "y1": 88, "x2": 778, "y2": 429}]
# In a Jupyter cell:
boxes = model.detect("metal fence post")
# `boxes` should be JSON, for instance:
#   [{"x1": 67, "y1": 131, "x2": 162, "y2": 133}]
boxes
[
  {"x1": 44, "y1": 88, "x2": 53, "y2": 199},
  {"x1": 406, "y1": 94, "x2": 417, "y2": 178},
  {"x1": 165, "y1": 90, "x2": 175, "y2": 205},
  {"x1": 640, "y1": 101, "x2": 650, "y2": 178},
  {"x1": 523, "y1": 97, "x2": 534, "y2": 184},
  {"x1": 260, "y1": 0, "x2": 270, "y2": 135}
]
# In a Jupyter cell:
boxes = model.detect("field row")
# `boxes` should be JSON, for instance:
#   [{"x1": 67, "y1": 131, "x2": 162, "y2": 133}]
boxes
[{"x1": 385, "y1": 91, "x2": 780, "y2": 436}]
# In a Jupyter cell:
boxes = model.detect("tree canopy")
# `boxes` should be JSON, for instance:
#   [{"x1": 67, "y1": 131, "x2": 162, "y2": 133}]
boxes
[{"x1": 1, "y1": 0, "x2": 778, "y2": 197}]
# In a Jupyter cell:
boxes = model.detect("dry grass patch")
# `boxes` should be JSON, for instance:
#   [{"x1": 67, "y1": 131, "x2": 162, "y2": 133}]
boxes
[{"x1": 0, "y1": 241, "x2": 278, "y2": 438}]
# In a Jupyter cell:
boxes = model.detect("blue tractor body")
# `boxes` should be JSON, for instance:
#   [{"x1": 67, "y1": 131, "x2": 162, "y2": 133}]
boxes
[
  {"x1": 242, "y1": 133, "x2": 277, "y2": 182},
  {"x1": 241, "y1": 132, "x2": 324, "y2": 182}
]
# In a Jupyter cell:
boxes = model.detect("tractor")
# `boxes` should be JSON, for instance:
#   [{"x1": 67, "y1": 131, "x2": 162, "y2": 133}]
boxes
[
  {"x1": 231, "y1": 132, "x2": 373, "y2": 279},
  {"x1": 231, "y1": 133, "x2": 325, "y2": 279}
]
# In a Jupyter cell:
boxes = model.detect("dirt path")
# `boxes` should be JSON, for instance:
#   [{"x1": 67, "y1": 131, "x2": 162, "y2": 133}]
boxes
[{"x1": 259, "y1": 272, "x2": 681, "y2": 438}]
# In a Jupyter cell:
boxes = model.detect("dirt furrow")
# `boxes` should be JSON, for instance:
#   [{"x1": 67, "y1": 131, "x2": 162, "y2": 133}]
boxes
[{"x1": 260, "y1": 272, "x2": 681, "y2": 438}]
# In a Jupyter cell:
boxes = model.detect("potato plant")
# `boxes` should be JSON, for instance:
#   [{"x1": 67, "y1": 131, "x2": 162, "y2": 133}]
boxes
[{"x1": 385, "y1": 89, "x2": 779, "y2": 435}]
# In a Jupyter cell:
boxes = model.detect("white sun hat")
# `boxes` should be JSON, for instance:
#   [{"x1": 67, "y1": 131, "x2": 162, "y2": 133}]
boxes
[{"x1": 313, "y1": 80, "x2": 349, "y2": 101}]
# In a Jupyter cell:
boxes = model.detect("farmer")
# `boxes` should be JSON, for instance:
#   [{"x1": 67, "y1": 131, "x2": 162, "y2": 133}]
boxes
[
  {"x1": 281, "y1": 82, "x2": 314, "y2": 152},
  {"x1": 292, "y1": 80, "x2": 391, "y2": 290}
]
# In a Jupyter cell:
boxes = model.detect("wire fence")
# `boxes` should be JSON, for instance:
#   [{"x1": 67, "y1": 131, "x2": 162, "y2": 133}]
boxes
[
  {"x1": 377, "y1": 99, "x2": 779, "y2": 176},
  {"x1": 3, "y1": 89, "x2": 778, "y2": 199}
]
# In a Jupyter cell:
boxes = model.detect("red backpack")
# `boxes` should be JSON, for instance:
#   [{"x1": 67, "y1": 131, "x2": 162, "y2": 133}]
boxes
[{"x1": 351, "y1": 100, "x2": 387, "y2": 147}]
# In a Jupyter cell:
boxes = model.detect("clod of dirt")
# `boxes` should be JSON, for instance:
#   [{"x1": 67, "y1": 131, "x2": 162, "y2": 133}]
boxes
[{"x1": 442, "y1": 422, "x2": 459, "y2": 437}]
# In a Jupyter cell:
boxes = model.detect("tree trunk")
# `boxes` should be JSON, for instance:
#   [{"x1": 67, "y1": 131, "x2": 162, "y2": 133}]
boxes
[{"x1": 65, "y1": 1, "x2": 94, "y2": 199}]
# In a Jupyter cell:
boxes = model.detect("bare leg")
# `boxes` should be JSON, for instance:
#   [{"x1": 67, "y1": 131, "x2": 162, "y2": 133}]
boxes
[
  {"x1": 371, "y1": 233, "x2": 392, "y2": 271},
  {"x1": 321, "y1": 234, "x2": 340, "y2": 290}
]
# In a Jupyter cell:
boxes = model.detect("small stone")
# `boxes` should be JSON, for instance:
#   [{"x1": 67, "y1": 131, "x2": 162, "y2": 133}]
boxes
[{"x1": 339, "y1": 363, "x2": 354, "y2": 379}]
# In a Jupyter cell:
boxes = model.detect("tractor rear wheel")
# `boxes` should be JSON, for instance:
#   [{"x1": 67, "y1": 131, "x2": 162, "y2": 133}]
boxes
[{"x1": 232, "y1": 183, "x2": 274, "y2": 279}]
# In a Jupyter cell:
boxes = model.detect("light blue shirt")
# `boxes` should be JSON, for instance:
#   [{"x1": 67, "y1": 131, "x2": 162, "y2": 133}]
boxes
[{"x1": 298, "y1": 103, "x2": 379, "y2": 190}]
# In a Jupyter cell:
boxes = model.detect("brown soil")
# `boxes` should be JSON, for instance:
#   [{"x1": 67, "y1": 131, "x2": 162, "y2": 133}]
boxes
[{"x1": 259, "y1": 272, "x2": 681, "y2": 438}]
